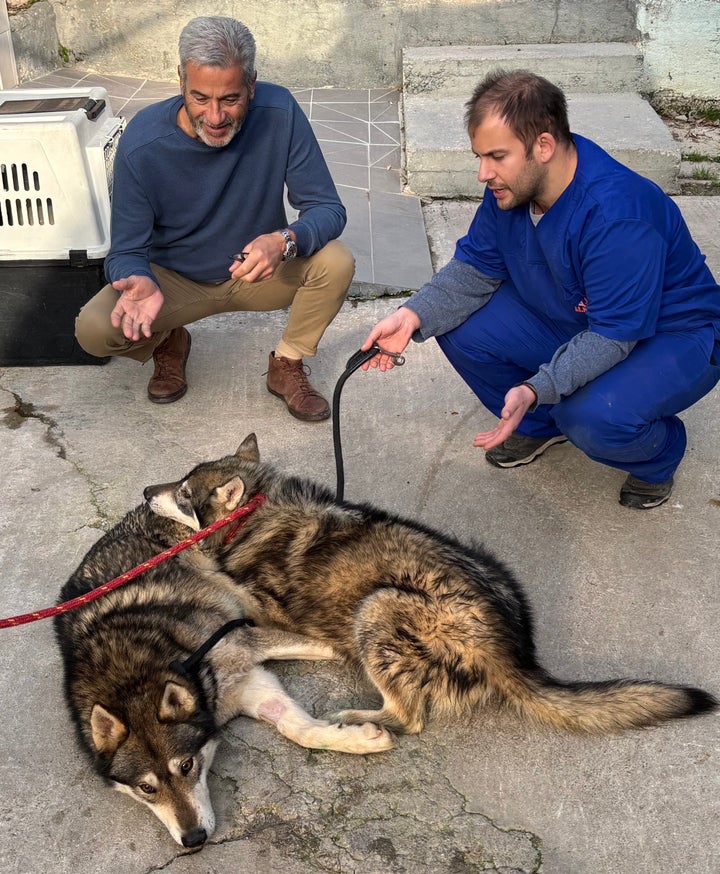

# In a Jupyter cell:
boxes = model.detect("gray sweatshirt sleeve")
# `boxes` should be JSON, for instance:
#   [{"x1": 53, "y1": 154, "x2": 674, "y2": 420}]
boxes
[
  {"x1": 525, "y1": 330, "x2": 636, "y2": 407},
  {"x1": 401, "y1": 258, "x2": 502, "y2": 341}
]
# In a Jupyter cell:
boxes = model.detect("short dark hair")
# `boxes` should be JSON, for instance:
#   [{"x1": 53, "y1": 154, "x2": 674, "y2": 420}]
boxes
[
  {"x1": 178, "y1": 16, "x2": 256, "y2": 92},
  {"x1": 464, "y1": 70, "x2": 573, "y2": 156}
]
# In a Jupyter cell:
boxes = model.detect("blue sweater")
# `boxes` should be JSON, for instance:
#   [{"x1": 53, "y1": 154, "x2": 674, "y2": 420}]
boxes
[{"x1": 105, "y1": 82, "x2": 346, "y2": 285}]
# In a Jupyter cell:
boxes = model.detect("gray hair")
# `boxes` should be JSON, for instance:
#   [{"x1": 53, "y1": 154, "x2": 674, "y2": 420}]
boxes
[{"x1": 178, "y1": 17, "x2": 256, "y2": 90}]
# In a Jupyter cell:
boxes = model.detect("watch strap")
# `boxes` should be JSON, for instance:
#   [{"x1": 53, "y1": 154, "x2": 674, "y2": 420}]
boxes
[{"x1": 279, "y1": 228, "x2": 297, "y2": 261}]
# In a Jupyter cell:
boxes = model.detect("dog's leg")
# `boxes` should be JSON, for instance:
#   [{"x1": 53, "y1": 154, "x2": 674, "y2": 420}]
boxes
[
  {"x1": 244, "y1": 627, "x2": 340, "y2": 664},
  {"x1": 231, "y1": 666, "x2": 394, "y2": 754},
  {"x1": 331, "y1": 589, "x2": 444, "y2": 734}
]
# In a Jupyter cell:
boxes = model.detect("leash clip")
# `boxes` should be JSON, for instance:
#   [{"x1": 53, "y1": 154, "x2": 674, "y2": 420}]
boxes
[
  {"x1": 343, "y1": 344, "x2": 405, "y2": 372},
  {"x1": 373, "y1": 345, "x2": 405, "y2": 366}
]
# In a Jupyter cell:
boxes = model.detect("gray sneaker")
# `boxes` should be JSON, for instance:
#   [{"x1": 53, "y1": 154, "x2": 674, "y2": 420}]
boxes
[
  {"x1": 485, "y1": 434, "x2": 567, "y2": 468},
  {"x1": 619, "y1": 475, "x2": 674, "y2": 509}
]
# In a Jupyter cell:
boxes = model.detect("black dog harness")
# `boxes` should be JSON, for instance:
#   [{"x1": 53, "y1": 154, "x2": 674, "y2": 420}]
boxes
[{"x1": 169, "y1": 617, "x2": 255, "y2": 677}]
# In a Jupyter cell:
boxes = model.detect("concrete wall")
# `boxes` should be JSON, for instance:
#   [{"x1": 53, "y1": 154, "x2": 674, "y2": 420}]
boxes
[
  {"x1": 637, "y1": 0, "x2": 720, "y2": 108},
  {"x1": 5, "y1": 0, "x2": 58, "y2": 82},
  {"x1": 8, "y1": 0, "x2": 638, "y2": 86},
  {"x1": 6, "y1": 0, "x2": 720, "y2": 103}
]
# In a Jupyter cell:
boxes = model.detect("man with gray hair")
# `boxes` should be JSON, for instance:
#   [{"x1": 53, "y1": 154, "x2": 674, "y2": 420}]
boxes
[{"x1": 76, "y1": 16, "x2": 353, "y2": 421}]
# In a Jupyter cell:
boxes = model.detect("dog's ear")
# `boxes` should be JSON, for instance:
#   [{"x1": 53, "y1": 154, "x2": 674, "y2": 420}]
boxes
[
  {"x1": 214, "y1": 476, "x2": 247, "y2": 512},
  {"x1": 235, "y1": 433, "x2": 260, "y2": 462},
  {"x1": 159, "y1": 681, "x2": 198, "y2": 722},
  {"x1": 90, "y1": 704, "x2": 129, "y2": 754}
]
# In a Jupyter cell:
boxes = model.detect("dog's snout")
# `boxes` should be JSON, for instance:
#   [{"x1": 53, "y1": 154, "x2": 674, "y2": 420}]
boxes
[{"x1": 181, "y1": 827, "x2": 208, "y2": 849}]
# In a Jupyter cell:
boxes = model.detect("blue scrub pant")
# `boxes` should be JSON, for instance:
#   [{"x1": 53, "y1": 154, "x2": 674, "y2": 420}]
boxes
[{"x1": 436, "y1": 283, "x2": 720, "y2": 483}]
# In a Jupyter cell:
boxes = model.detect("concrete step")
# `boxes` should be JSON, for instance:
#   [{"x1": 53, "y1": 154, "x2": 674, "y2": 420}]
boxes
[
  {"x1": 403, "y1": 92, "x2": 681, "y2": 197},
  {"x1": 403, "y1": 43, "x2": 643, "y2": 98}
]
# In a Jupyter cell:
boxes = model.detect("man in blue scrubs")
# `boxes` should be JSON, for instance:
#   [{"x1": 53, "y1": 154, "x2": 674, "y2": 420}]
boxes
[{"x1": 363, "y1": 70, "x2": 720, "y2": 508}]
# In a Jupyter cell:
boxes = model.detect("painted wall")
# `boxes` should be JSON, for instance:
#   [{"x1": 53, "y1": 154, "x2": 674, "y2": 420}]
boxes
[{"x1": 637, "y1": 0, "x2": 720, "y2": 105}]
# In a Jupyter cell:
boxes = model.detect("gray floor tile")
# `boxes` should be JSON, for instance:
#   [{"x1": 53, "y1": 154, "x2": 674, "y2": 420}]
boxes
[
  {"x1": 311, "y1": 88, "x2": 370, "y2": 102},
  {"x1": 370, "y1": 144, "x2": 401, "y2": 168},
  {"x1": 25, "y1": 69, "x2": 88, "y2": 85},
  {"x1": 369, "y1": 88, "x2": 400, "y2": 103},
  {"x1": 370, "y1": 122, "x2": 401, "y2": 146},
  {"x1": 76, "y1": 73, "x2": 148, "y2": 95},
  {"x1": 328, "y1": 161, "x2": 370, "y2": 191},
  {"x1": 370, "y1": 191, "x2": 433, "y2": 288},
  {"x1": 311, "y1": 102, "x2": 371, "y2": 122},
  {"x1": 111, "y1": 97, "x2": 165, "y2": 119},
  {"x1": 311, "y1": 119, "x2": 371, "y2": 143},
  {"x1": 370, "y1": 165, "x2": 403, "y2": 194},
  {"x1": 320, "y1": 142, "x2": 370, "y2": 166}
]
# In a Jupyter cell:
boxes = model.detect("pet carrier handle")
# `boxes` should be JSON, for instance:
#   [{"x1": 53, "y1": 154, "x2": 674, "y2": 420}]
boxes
[{"x1": 83, "y1": 98, "x2": 106, "y2": 120}]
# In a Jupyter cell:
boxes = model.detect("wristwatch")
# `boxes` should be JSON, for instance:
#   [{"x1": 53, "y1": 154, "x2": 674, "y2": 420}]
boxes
[{"x1": 279, "y1": 228, "x2": 297, "y2": 261}]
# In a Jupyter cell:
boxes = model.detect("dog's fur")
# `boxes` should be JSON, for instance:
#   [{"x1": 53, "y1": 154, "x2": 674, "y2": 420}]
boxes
[
  {"x1": 146, "y1": 434, "x2": 716, "y2": 738},
  {"x1": 55, "y1": 487, "x2": 392, "y2": 848},
  {"x1": 57, "y1": 433, "x2": 716, "y2": 847}
]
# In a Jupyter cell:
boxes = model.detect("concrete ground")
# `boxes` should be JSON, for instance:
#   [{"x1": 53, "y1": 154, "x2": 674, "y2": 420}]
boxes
[{"x1": 0, "y1": 79, "x2": 719, "y2": 873}]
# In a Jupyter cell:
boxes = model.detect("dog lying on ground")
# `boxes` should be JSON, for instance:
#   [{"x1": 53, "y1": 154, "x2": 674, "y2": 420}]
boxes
[
  {"x1": 57, "y1": 433, "x2": 716, "y2": 847},
  {"x1": 55, "y1": 482, "x2": 393, "y2": 849},
  {"x1": 147, "y1": 433, "x2": 716, "y2": 738}
]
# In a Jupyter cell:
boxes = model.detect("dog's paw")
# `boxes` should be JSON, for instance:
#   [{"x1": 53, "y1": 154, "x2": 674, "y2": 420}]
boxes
[{"x1": 327, "y1": 720, "x2": 394, "y2": 753}]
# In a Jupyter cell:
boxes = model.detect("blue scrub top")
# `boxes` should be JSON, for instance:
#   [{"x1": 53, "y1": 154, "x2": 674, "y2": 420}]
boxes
[{"x1": 454, "y1": 134, "x2": 720, "y2": 344}]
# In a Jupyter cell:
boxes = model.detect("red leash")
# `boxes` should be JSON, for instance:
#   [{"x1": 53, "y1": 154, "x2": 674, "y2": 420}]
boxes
[{"x1": 0, "y1": 494, "x2": 266, "y2": 630}]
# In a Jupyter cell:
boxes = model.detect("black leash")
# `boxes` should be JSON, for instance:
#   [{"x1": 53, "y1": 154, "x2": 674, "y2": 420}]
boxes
[
  {"x1": 170, "y1": 343, "x2": 403, "y2": 674},
  {"x1": 332, "y1": 345, "x2": 405, "y2": 502},
  {"x1": 170, "y1": 617, "x2": 255, "y2": 677}
]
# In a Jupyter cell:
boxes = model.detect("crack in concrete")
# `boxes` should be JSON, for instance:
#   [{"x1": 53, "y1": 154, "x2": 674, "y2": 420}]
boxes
[
  {"x1": 202, "y1": 718, "x2": 543, "y2": 873},
  {"x1": 414, "y1": 404, "x2": 479, "y2": 518},
  {"x1": 1, "y1": 387, "x2": 114, "y2": 531},
  {"x1": 1, "y1": 390, "x2": 67, "y2": 458}
]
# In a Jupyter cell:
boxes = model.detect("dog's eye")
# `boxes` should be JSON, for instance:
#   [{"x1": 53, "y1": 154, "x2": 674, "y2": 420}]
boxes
[
  {"x1": 180, "y1": 757, "x2": 194, "y2": 776},
  {"x1": 138, "y1": 782, "x2": 156, "y2": 795}
]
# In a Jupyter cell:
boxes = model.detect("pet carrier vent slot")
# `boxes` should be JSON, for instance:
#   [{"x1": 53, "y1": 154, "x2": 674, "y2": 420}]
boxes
[
  {"x1": 1, "y1": 196, "x2": 54, "y2": 227},
  {"x1": 1, "y1": 162, "x2": 42, "y2": 193}
]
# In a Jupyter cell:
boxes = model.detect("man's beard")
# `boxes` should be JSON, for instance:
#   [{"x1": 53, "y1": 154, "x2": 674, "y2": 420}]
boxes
[
  {"x1": 191, "y1": 116, "x2": 242, "y2": 148},
  {"x1": 490, "y1": 158, "x2": 547, "y2": 211},
  {"x1": 185, "y1": 109, "x2": 245, "y2": 149}
]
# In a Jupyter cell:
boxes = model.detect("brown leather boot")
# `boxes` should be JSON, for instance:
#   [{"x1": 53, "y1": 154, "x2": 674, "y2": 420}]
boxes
[
  {"x1": 266, "y1": 352, "x2": 330, "y2": 421},
  {"x1": 147, "y1": 327, "x2": 191, "y2": 404}
]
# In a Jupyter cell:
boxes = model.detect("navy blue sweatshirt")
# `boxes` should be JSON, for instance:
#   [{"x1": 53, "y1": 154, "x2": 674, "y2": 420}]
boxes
[{"x1": 104, "y1": 82, "x2": 346, "y2": 286}]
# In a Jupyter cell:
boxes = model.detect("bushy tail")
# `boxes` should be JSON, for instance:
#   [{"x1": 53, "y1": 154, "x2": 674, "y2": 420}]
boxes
[{"x1": 506, "y1": 672, "x2": 717, "y2": 734}]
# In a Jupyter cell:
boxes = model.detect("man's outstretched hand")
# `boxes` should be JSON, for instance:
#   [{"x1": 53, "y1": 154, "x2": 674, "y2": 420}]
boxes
[
  {"x1": 111, "y1": 276, "x2": 164, "y2": 341},
  {"x1": 473, "y1": 384, "x2": 537, "y2": 450},
  {"x1": 361, "y1": 307, "x2": 420, "y2": 371}
]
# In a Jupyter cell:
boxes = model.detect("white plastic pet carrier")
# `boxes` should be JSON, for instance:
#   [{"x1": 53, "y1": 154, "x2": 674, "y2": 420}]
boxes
[
  {"x1": 0, "y1": 86, "x2": 124, "y2": 260},
  {"x1": 0, "y1": 88, "x2": 124, "y2": 365}
]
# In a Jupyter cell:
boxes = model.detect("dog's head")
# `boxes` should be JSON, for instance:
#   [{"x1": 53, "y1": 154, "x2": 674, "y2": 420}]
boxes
[
  {"x1": 90, "y1": 680, "x2": 219, "y2": 848},
  {"x1": 143, "y1": 433, "x2": 262, "y2": 532}
]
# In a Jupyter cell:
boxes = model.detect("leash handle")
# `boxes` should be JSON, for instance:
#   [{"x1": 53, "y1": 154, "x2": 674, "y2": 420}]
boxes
[
  {"x1": 344, "y1": 345, "x2": 405, "y2": 372},
  {"x1": 332, "y1": 345, "x2": 404, "y2": 502}
]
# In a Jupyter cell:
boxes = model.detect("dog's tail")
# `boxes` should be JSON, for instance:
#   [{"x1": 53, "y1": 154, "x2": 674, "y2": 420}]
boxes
[{"x1": 505, "y1": 671, "x2": 717, "y2": 734}]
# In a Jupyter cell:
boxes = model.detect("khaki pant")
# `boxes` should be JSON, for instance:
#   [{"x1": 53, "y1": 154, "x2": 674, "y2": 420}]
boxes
[{"x1": 75, "y1": 239, "x2": 354, "y2": 362}]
